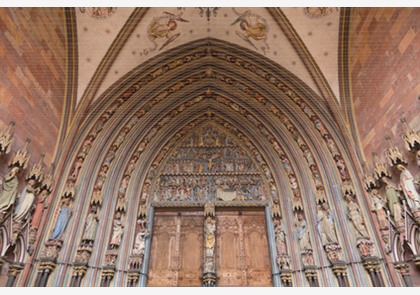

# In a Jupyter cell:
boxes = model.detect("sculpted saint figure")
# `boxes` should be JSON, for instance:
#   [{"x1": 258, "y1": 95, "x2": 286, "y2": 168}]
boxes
[
  {"x1": 274, "y1": 219, "x2": 287, "y2": 254},
  {"x1": 0, "y1": 167, "x2": 20, "y2": 213},
  {"x1": 82, "y1": 206, "x2": 99, "y2": 245},
  {"x1": 397, "y1": 164, "x2": 420, "y2": 211},
  {"x1": 110, "y1": 212, "x2": 124, "y2": 249},
  {"x1": 50, "y1": 198, "x2": 72, "y2": 240},
  {"x1": 369, "y1": 189, "x2": 388, "y2": 229},
  {"x1": 316, "y1": 204, "x2": 338, "y2": 245},
  {"x1": 204, "y1": 216, "x2": 216, "y2": 256},
  {"x1": 133, "y1": 219, "x2": 149, "y2": 256},
  {"x1": 346, "y1": 197, "x2": 369, "y2": 239},
  {"x1": 296, "y1": 213, "x2": 312, "y2": 251},
  {"x1": 13, "y1": 179, "x2": 38, "y2": 222},
  {"x1": 381, "y1": 177, "x2": 403, "y2": 222}
]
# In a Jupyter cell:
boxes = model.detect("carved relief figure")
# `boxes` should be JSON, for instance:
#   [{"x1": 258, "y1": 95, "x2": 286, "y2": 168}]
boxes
[
  {"x1": 325, "y1": 136, "x2": 340, "y2": 159},
  {"x1": 77, "y1": 135, "x2": 94, "y2": 160},
  {"x1": 397, "y1": 164, "x2": 420, "y2": 211},
  {"x1": 316, "y1": 204, "x2": 338, "y2": 245},
  {"x1": 345, "y1": 197, "x2": 369, "y2": 239},
  {"x1": 303, "y1": 148, "x2": 315, "y2": 167},
  {"x1": 13, "y1": 179, "x2": 38, "y2": 222},
  {"x1": 0, "y1": 167, "x2": 20, "y2": 213},
  {"x1": 50, "y1": 198, "x2": 72, "y2": 240}
]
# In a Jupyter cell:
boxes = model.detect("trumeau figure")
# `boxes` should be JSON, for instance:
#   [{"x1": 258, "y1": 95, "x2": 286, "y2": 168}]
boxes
[
  {"x1": 396, "y1": 164, "x2": 420, "y2": 211},
  {"x1": 0, "y1": 167, "x2": 20, "y2": 213},
  {"x1": 204, "y1": 216, "x2": 216, "y2": 256}
]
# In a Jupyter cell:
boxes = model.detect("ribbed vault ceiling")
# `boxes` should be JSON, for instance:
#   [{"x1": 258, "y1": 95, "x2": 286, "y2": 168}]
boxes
[{"x1": 74, "y1": 7, "x2": 342, "y2": 109}]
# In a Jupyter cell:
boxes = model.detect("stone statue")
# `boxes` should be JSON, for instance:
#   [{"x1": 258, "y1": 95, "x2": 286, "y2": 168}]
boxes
[
  {"x1": 50, "y1": 198, "x2": 72, "y2": 240},
  {"x1": 0, "y1": 167, "x2": 20, "y2": 213},
  {"x1": 396, "y1": 164, "x2": 420, "y2": 211},
  {"x1": 132, "y1": 219, "x2": 149, "y2": 256},
  {"x1": 369, "y1": 189, "x2": 388, "y2": 229},
  {"x1": 203, "y1": 216, "x2": 216, "y2": 274},
  {"x1": 82, "y1": 206, "x2": 99, "y2": 246},
  {"x1": 296, "y1": 213, "x2": 312, "y2": 251},
  {"x1": 316, "y1": 204, "x2": 338, "y2": 245},
  {"x1": 13, "y1": 179, "x2": 38, "y2": 222},
  {"x1": 274, "y1": 219, "x2": 287, "y2": 254},
  {"x1": 109, "y1": 212, "x2": 124, "y2": 249},
  {"x1": 204, "y1": 216, "x2": 216, "y2": 256},
  {"x1": 345, "y1": 197, "x2": 369, "y2": 239},
  {"x1": 381, "y1": 177, "x2": 403, "y2": 222}
]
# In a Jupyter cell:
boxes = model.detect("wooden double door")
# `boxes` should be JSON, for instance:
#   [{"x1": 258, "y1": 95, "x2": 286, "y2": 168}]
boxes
[{"x1": 147, "y1": 208, "x2": 272, "y2": 287}]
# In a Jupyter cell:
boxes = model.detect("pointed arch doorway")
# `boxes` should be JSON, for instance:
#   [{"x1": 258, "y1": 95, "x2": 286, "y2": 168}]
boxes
[
  {"x1": 147, "y1": 207, "x2": 272, "y2": 287},
  {"x1": 146, "y1": 123, "x2": 273, "y2": 287}
]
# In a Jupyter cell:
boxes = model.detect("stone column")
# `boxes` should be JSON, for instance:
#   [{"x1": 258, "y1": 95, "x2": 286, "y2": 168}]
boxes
[
  {"x1": 5, "y1": 263, "x2": 24, "y2": 287},
  {"x1": 265, "y1": 206, "x2": 282, "y2": 287},
  {"x1": 138, "y1": 206, "x2": 154, "y2": 287},
  {"x1": 363, "y1": 258, "x2": 384, "y2": 287},
  {"x1": 202, "y1": 202, "x2": 217, "y2": 287},
  {"x1": 332, "y1": 262, "x2": 349, "y2": 287},
  {"x1": 394, "y1": 262, "x2": 413, "y2": 287}
]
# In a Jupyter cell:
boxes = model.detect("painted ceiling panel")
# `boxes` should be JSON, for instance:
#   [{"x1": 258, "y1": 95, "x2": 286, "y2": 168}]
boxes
[
  {"x1": 85, "y1": 7, "x2": 321, "y2": 104},
  {"x1": 76, "y1": 7, "x2": 135, "y2": 104},
  {"x1": 281, "y1": 7, "x2": 341, "y2": 101}
]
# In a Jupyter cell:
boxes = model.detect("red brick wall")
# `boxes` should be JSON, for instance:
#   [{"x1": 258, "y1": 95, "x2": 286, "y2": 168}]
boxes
[
  {"x1": 0, "y1": 7, "x2": 66, "y2": 171},
  {"x1": 349, "y1": 8, "x2": 420, "y2": 171}
]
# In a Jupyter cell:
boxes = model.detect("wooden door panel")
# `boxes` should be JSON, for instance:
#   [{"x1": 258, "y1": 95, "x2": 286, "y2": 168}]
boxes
[
  {"x1": 178, "y1": 215, "x2": 203, "y2": 286},
  {"x1": 148, "y1": 209, "x2": 271, "y2": 287},
  {"x1": 148, "y1": 210, "x2": 203, "y2": 287},
  {"x1": 148, "y1": 214, "x2": 178, "y2": 286},
  {"x1": 216, "y1": 209, "x2": 272, "y2": 287}
]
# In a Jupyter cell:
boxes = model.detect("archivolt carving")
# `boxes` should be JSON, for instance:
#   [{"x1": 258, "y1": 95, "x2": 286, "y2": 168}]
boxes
[{"x1": 51, "y1": 41, "x2": 366, "y2": 285}]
